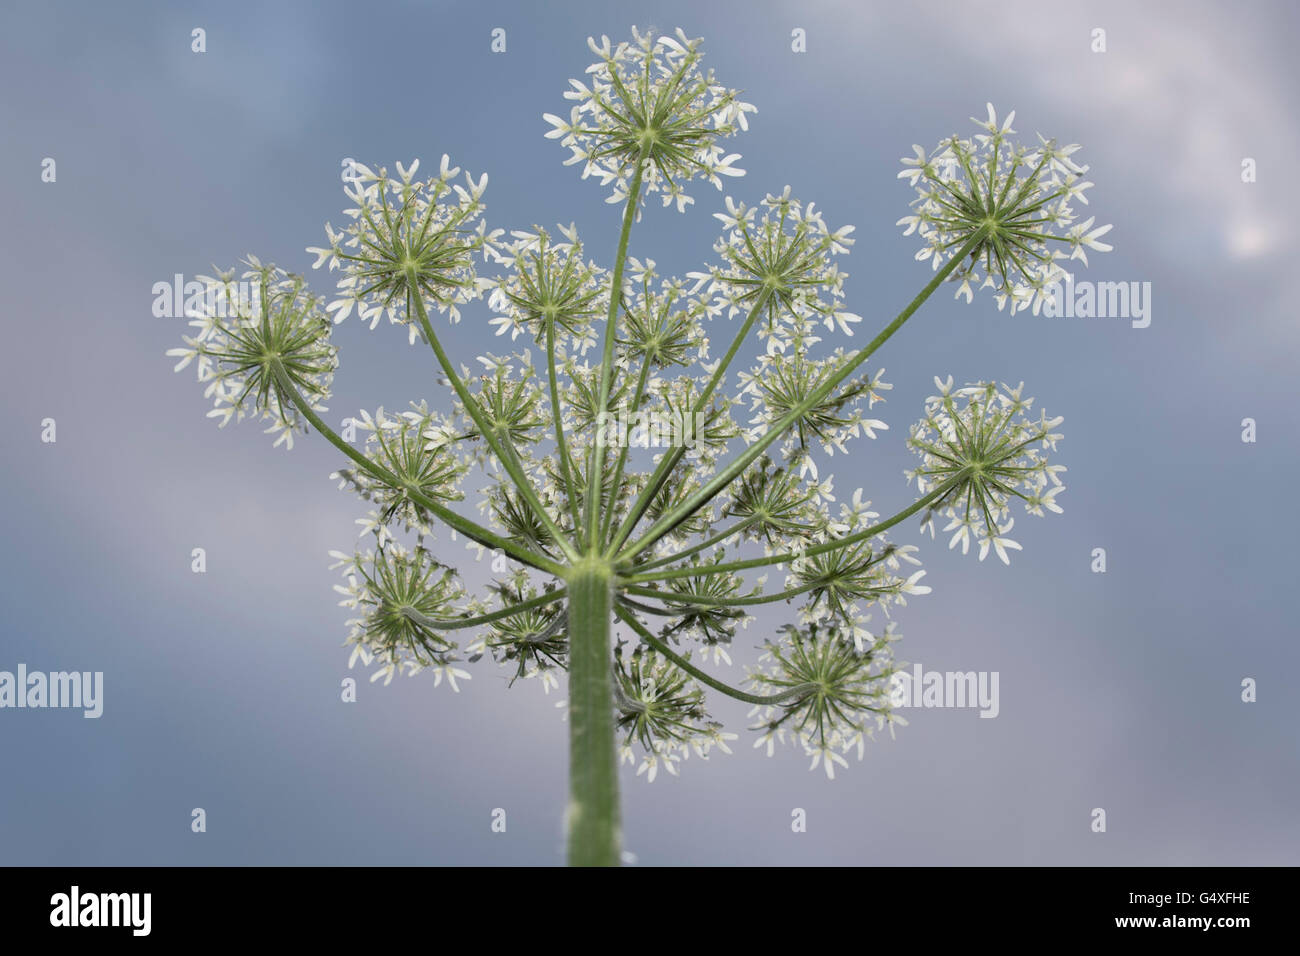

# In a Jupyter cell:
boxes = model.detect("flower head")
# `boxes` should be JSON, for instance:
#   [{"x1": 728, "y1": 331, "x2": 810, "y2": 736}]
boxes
[
  {"x1": 166, "y1": 259, "x2": 337, "y2": 449},
  {"x1": 748, "y1": 623, "x2": 899, "y2": 778},
  {"x1": 723, "y1": 458, "x2": 819, "y2": 545},
  {"x1": 702, "y1": 189, "x2": 858, "y2": 343},
  {"x1": 614, "y1": 644, "x2": 727, "y2": 780},
  {"x1": 331, "y1": 404, "x2": 468, "y2": 531},
  {"x1": 309, "y1": 157, "x2": 498, "y2": 337},
  {"x1": 898, "y1": 104, "x2": 1110, "y2": 313},
  {"x1": 907, "y1": 378, "x2": 1065, "y2": 563},
  {"x1": 487, "y1": 225, "x2": 607, "y2": 347},
  {"x1": 743, "y1": 353, "x2": 888, "y2": 454},
  {"x1": 617, "y1": 276, "x2": 705, "y2": 368},
  {"x1": 544, "y1": 28, "x2": 754, "y2": 210},
  {"x1": 480, "y1": 585, "x2": 568, "y2": 685},
  {"x1": 334, "y1": 545, "x2": 467, "y2": 681}
]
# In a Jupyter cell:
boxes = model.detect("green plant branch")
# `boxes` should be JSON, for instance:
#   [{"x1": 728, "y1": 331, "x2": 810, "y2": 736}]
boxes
[
  {"x1": 545, "y1": 319, "x2": 584, "y2": 533},
  {"x1": 584, "y1": 160, "x2": 646, "y2": 552},
  {"x1": 599, "y1": 346, "x2": 653, "y2": 546},
  {"x1": 620, "y1": 475, "x2": 961, "y2": 583},
  {"x1": 615, "y1": 595, "x2": 689, "y2": 618},
  {"x1": 616, "y1": 228, "x2": 989, "y2": 564},
  {"x1": 614, "y1": 605, "x2": 814, "y2": 706},
  {"x1": 632, "y1": 514, "x2": 762, "y2": 572},
  {"x1": 623, "y1": 580, "x2": 826, "y2": 609},
  {"x1": 607, "y1": 292, "x2": 771, "y2": 556},
  {"x1": 399, "y1": 588, "x2": 566, "y2": 631},
  {"x1": 407, "y1": 285, "x2": 579, "y2": 562},
  {"x1": 270, "y1": 362, "x2": 566, "y2": 577}
]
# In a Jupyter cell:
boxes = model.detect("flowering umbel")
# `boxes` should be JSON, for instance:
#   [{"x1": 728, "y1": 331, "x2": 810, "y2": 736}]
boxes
[
  {"x1": 898, "y1": 103, "x2": 1112, "y2": 314},
  {"x1": 544, "y1": 27, "x2": 754, "y2": 211},
  {"x1": 749, "y1": 623, "x2": 902, "y2": 779},
  {"x1": 167, "y1": 259, "x2": 337, "y2": 449},
  {"x1": 167, "y1": 28, "x2": 1097, "y2": 866},
  {"x1": 307, "y1": 156, "x2": 499, "y2": 337},
  {"x1": 908, "y1": 378, "x2": 1065, "y2": 564}
]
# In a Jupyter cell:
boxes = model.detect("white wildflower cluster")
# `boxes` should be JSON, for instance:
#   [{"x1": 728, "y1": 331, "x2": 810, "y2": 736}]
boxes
[
  {"x1": 307, "y1": 156, "x2": 501, "y2": 339},
  {"x1": 693, "y1": 187, "x2": 860, "y2": 352},
  {"x1": 614, "y1": 646, "x2": 736, "y2": 782},
  {"x1": 748, "y1": 623, "x2": 903, "y2": 779},
  {"x1": 907, "y1": 378, "x2": 1065, "y2": 564},
  {"x1": 463, "y1": 581, "x2": 568, "y2": 694},
  {"x1": 737, "y1": 352, "x2": 890, "y2": 472},
  {"x1": 486, "y1": 224, "x2": 607, "y2": 352},
  {"x1": 788, "y1": 538, "x2": 930, "y2": 630},
  {"x1": 898, "y1": 104, "x2": 1112, "y2": 314},
  {"x1": 330, "y1": 402, "x2": 468, "y2": 535},
  {"x1": 544, "y1": 28, "x2": 754, "y2": 210},
  {"x1": 330, "y1": 544, "x2": 471, "y2": 689},
  {"x1": 166, "y1": 258, "x2": 337, "y2": 450},
  {"x1": 617, "y1": 270, "x2": 709, "y2": 371}
]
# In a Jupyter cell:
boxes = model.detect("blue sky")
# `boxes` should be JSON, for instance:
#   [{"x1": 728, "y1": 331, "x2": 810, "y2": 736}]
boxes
[{"x1": 1, "y1": 0, "x2": 1297, "y2": 865}]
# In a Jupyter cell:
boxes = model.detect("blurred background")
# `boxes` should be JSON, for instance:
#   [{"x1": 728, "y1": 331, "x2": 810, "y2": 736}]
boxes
[{"x1": 1, "y1": 0, "x2": 1296, "y2": 865}]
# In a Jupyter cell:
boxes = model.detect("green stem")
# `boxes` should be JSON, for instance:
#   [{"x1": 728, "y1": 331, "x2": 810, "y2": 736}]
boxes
[
  {"x1": 599, "y1": 351, "x2": 652, "y2": 546},
  {"x1": 616, "y1": 229, "x2": 988, "y2": 564},
  {"x1": 566, "y1": 560, "x2": 620, "y2": 866},
  {"x1": 546, "y1": 320, "x2": 583, "y2": 533},
  {"x1": 400, "y1": 588, "x2": 566, "y2": 631},
  {"x1": 607, "y1": 294, "x2": 770, "y2": 556},
  {"x1": 633, "y1": 514, "x2": 761, "y2": 572},
  {"x1": 621, "y1": 477, "x2": 959, "y2": 583},
  {"x1": 623, "y1": 581, "x2": 822, "y2": 608},
  {"x1": 614, "y1": 606, "x2": 813, "y2": 706},
  {"x1": 270, "y1": 362, "x2": 566, "y2": 577},
  {"x1": 407, "y1": 286, "x2": 579, "y2": 562},
  {"x1": 584, "y1": 161, "x2": 645, "y2": 552}
]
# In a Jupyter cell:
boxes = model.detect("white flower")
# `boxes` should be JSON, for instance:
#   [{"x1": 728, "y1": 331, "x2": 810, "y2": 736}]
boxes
[
  {"x1": 547, "y1": 27, "x2": 754, "y2": 208},
  {"x1": 809, "y1": 744, "x2": 849, "y2": 780},
  {"x1": 898, "y1": 106, "x2": 1111, "y2": 312},
  {"x1": 901, "y1": 570, "x2": 931, "y2": 595},
  {"x1": 907, "y1": 381, "x2": 1065, "y2": 565},
  {"x1": 1066, "y1": 216, "x2": 1114, "y2": 266},
  {"x1": 978, "y1": 520, "x2": 1023, "y2": 565},
  {"x1": 431, "y1": 664, "x2": 472, "y2": 692},
  {"x1": 312, "y1": 158, "x2": 496, "y2": 335}
]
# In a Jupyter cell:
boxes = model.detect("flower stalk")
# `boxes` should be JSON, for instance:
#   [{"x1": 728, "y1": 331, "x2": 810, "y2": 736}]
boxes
[{"x1": 565, "y1": 560, "x2": 619, "y2": 866}]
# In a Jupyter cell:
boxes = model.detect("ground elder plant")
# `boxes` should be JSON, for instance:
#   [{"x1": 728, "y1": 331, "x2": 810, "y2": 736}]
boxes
[{"x1": 167, "y1": 28, "x2": 1109, "y2": 866}]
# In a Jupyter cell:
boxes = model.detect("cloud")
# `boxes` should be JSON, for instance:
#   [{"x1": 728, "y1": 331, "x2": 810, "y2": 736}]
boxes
[{"x1": 898, "y1": 0, "x2": 1297, "y2": 263}]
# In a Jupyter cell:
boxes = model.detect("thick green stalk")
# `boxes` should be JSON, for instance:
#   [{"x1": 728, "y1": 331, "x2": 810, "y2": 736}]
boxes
[
  {"x1": 584, "y1": 161, "x2": 645, "y2": 551},
  {"x1": 565, "y1": 560, "x2": 620, "y2": 866}
]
